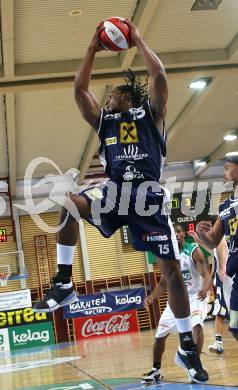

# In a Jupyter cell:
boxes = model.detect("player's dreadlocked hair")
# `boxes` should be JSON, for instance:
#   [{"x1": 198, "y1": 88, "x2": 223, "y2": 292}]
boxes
[{"x1": 116, "y1": 69, "x2": 149, "y2": 107}]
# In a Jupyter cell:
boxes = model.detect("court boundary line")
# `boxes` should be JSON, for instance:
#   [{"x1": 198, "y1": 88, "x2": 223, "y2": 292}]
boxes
[{"x1": 67, "y1": 361, "x2": 113, "y2": 390}]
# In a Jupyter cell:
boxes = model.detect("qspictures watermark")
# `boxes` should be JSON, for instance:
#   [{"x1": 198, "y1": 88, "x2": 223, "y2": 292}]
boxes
[{"x1": 0, "y1": 157, "x2": 233, "y2": 233}]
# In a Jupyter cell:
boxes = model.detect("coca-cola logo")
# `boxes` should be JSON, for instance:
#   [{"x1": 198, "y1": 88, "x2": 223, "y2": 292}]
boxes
[
  {"x1": 74, "y1": 310, "x2": 139, "y2": 340},
  {"x1": 81, "y1": 314, "x2": 131, "y2": 337}
]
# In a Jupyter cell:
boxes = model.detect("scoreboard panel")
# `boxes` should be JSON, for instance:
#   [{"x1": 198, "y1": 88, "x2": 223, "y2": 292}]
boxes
[
  {"x1": 0, "y1": 228, "x2": 7, "y2": 242},
  {"x1": 170, "y1": 190, "x2": 211, "y2": 233}
]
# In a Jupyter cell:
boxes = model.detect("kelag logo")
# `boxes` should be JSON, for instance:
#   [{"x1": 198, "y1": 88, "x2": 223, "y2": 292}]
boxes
[
  {"x1": 12, "y1": 329, "x2": 49, "y2": 344},
  {"x1": 9, "y1": 322, "x2": 54, "y2": 350},
  {"x1": 115, "y1": 295, "x2": 142, "y2": 305}
]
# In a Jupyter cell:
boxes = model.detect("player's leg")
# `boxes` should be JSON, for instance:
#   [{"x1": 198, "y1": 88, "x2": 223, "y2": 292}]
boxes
[
  {"x1": 208, "y1": 315, "x2": 225, "y2": 353},
  {"x1": 55, "y1": 194, "x2": 91, "y2": 281},
  {"x1": 33, "y1": 194, "x2": 91, "y2": 312},
  {"x1": 229, "y1": 279, "x2": 238, "y2": 341},
  {"x1": 34, "y1": 182, "x2": 124, "y2": 313},
  {"x1": 190, "y1": 294, "x2": 207, "y2": 355},
  {"x1": 192, "y1": 325, "x2": 204, "y2": 355},
  {"x1": 208, "y1": 278, "x2": 228, "y2": 353},
  {"x1": 126, "y1": 189, "x2": 208, "y2": 382},
  {"x1": 215, "y1": 314, "x2": 224, "y2": 335},
  {"x1": 156, "y1": 258, "x2": 208, "y2": 383},
  {"x1": 142, "y1": 337, "x2": 168, "y2": 384},
  {"x1": 142, "y1": 305, "x2": 174, "y2": 384},
  {"x1": 129, "y1": 225, "x2": 208, "y2": 381}
]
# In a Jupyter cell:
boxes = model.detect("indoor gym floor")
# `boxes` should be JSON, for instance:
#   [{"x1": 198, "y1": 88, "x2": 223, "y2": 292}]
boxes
[{"x1": 0, "y1": 320, "x2": 237, "y2": 390}]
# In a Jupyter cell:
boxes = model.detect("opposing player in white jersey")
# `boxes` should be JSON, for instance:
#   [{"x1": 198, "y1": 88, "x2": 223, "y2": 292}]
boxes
[
  {"x1": 142, "y1": 224, "x2": 212, "y2": 384},
  {"x1": 187, "y1": 232, "x2": 231, "y2": 353}
]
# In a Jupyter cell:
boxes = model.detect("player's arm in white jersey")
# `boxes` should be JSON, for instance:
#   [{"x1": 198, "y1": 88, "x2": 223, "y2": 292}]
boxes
[
  {"x1": 144, "y1": 275, "x2": 167, "y2": 311},
  {"x1": 196, "y1": 217, "x2": 224, "y2": 249},
  {"x1": 192, "y1": 247, "x2": 213, "y2": 300},
  {"x1": 216, "y1": 236, "x2": 229, "y2": 281}
]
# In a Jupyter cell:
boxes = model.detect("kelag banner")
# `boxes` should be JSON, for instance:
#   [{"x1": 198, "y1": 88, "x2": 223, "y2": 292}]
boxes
[
  {"x1": 8, "y1": 322, "x2": 54, "y2": 350},
  {"x1": 63, "y1": 287, "x2": 145, "y2": 319}
]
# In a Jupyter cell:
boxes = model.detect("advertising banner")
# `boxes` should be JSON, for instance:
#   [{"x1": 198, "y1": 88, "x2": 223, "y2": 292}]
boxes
[
  {"x1": 64, "y1": 287, "x2": 145, "y2": 319},
  {"x1": 0, "y1": 289, "x2": 32, "y2": 311},
  {"x1": 8, "y1": 322, "x2": 54, "y2": 350},
  {"x1": 74, "y1": 310, "x2": 139, "y2": 340},
  {"x1": 0, "y1": 307, "x2": 52, "y2": 328},
  {"x1": 0, "y1": 328, "x2": 10, "y2": 352}
]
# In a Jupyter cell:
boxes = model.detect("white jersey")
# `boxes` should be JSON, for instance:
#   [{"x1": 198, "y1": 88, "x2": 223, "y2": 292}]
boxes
[
  {"x1": 180, "y1": 241, "x2": 202, "y2": 296},
  {"x1": 155, "y1": 241, "x2": 207, "y2": 338}
]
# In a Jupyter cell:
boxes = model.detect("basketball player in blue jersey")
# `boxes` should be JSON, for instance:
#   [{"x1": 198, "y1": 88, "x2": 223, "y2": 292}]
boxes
[
  {"x1": 197, "y1": 156, "x2": 238, "y2": 341},
  {"x1": 33, "y1": 20, "x2": 208, "y2": 382}
]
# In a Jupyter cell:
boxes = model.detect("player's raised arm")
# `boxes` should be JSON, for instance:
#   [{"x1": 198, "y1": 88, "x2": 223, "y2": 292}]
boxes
[
  {"x1": 196, "y1": 217, "x2": 224, "y2": 250},
  {"x1": 74, "y1": 27, "x2": 103, "y2": 129},
  {"x1": 125, "y1": 20, "x2": 168, "y2": 125},
  {"x1": 216, "y1": 236, "x2": 228, "y2": 281}
]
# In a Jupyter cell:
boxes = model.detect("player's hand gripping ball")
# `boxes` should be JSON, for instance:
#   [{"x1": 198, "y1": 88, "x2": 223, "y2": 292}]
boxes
[{"x1": 98, "y1": 17, "x2": 130, "y2": 52}]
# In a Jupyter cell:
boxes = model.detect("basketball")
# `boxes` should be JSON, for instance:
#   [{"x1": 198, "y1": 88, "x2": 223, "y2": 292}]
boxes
[{"x1": 98, "y1": 17, "x2": 130, "y2": 52}]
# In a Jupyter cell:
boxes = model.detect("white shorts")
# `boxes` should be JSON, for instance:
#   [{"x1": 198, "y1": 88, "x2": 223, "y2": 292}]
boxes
[{"x1": 155, "y1": 294, "x2": 208, "y2": 338}]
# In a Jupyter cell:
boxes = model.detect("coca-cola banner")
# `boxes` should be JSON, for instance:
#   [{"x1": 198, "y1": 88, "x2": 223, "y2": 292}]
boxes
[
  {"x1": 63, "y1": 288, "x2": 145, "y2": 319},
  {"x1": 74, "y1": 310, "x2": 139, "y2": 340}
]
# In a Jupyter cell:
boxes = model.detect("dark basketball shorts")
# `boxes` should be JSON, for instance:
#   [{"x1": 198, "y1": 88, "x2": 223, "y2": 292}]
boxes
[
  {"x1": 213, "y1": 271, "x2": 230, "y2": 320},
  {"x1": 80, "y1": 180, "x2": 180, "y2": 260},
  {"x1": 229, "y1": 275, "x2": 238, "y2": 334}
]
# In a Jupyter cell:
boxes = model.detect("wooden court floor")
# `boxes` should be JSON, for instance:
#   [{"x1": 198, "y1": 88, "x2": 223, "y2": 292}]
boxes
[{"x1": 0, "y1": 321, "x2": 237, "y2": 390}]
